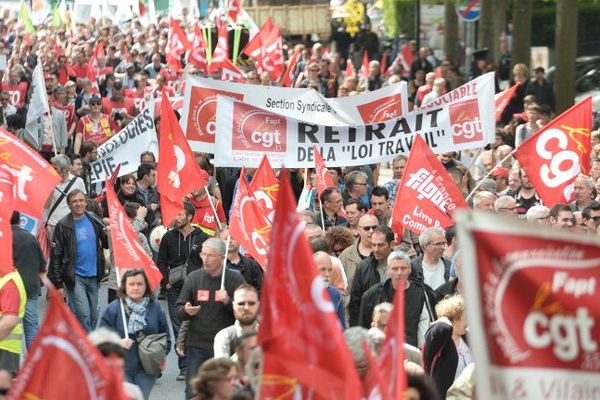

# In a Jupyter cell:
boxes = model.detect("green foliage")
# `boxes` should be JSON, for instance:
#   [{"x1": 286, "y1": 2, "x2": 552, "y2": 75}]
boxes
[
  {"x1": 383, "y1": 0, "x2": 415, "y2": 38},
  {"x1": 531, "y1": 3, "x2": 600, "y2": 49}
]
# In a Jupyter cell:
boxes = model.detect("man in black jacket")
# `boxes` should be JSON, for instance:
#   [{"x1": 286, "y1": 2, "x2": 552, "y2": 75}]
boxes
[
  {"x1": 157, "y1": 201, "x2": 208, "y2": 380},
  {"x1": 218, "y1": 226, "x2": 263, "y2": 294},
  {"x1": 411, "y1": 227, "x2": 452, "y2": 290},
  {"x1": 177, "y1": 237, "x2": 245, "y2": 399},
  {"x1": 348, "y1": 225, "x2": 394, "y2": 326},
  {"x1": 49, "y1": 190, "x2": 108, "y2": 332},
  {"x1": 358, "y1": 251, "x2": 430, "y2": 347}
]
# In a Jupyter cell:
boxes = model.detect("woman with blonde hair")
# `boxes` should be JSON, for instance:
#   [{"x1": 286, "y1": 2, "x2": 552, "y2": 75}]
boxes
[
  {"x1": 192, "y1": 357, "x2": 240, "y2": 400},
  {"x1": 423, "y1": 295, "x2": 471, "y2": 399}
]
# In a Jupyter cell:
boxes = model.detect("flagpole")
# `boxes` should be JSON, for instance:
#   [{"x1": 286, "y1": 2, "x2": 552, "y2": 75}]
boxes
[
  {"x1": 204, "y1": 186, "x2": 223, "y2": 231},
  {"x1": 221, "y1": 235, "x2": 231, "y2": 290},
  {"x1": 115, "y1": 267, "x2": 130, "y2": 339},
  {"x1": 319, "y1": 199, "x2": 326, "y2": 231},
  {"x1": 465, "y1": 150, "x2": 516, "y2": 201}
]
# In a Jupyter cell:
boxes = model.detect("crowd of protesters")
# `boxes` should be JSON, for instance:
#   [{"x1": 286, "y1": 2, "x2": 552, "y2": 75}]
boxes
[{"x1": 1, "y1": 4, "x2": 600, "y2": 400}]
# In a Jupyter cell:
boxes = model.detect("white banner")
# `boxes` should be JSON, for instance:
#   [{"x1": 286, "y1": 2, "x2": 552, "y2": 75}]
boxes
[
  {"x1": 90, "y1": 107, "x2": 158, "y2": 184},
  {"x1": 181, "y1": 76, "x2": 409, "y2": 153},
  {"x1": 214, "y1": 72, "x2": 495, "y2": 168}
]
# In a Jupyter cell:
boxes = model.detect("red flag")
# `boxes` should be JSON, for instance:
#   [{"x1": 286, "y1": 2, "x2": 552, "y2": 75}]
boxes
[
  {"x1": 139, "y1": 0, "x2": 146, "y2": 16},
  {"x1": 242, "y1": 17, "x2": 273, "y2": 59},
  {"x1": 362, "y1": 340, "x2": 391, "y2": 400},
  {"x1": 514, "y1": 97, "x2": 592, "y2": 206},
  {"x1": 345, "y1": 58, "x2": 355, "y2": 79},
  {"x1": 94, "y1": 163, "x2": 121, "y2": 203},
  {"x1": 262, "y1": 25, "x2": 285, "y2": 80},
  {"x1": 227, "y1": 0, "x2": 241, "y2": 23},
  {"x1": 229, "y1": 167, "x2": 271, "y2": 269},
  {"x1": 208, "y1": 19, "x2": 229, "y2": 73},
  {"x1": 9, "y1": 282, "x2": 127, "y2": 399},
  {"x1": 391, "y1": 135, "x2": 468, "y2": 235},
  {"x1": 249, "y1": 155, "x2": 279, "y2": 223},
  {"x1": 156, "y1": 92, "x2": 207, "y2": 226},
  {"x1": 258, "y1": 170, "x2": 362, "y2": 399},
  {"x1": 220, "y1": 58, "x2": 244, "y2": 83},
  {"x1": 280, "y1": 48, "x2": 300, "y2": 87},
  {"x1": 0, "y1": 166, "x2": 15, "y2": 276},
  {"x1": 378, "y1": 285, "x2": 407, "y2": 399},
  {"x1": 166, "y1": 18, "x2": 192, "y2": 71},
  {"x1": 381, "y1": 51, "x2": 389, "y2": 73},
  {"x1": 188, "y1": 24, "x2": 208, "y2": 73},
  {"x1": 401, "y1": 44, "x2": 414, "y2": 70},
  {"x1": 360, "y1": 51, "x2": 369, "y2": 79},
  {"x1": 0, "y1": 128, "x2": 61, "y2": 220},
  {"x1": 495, "y1": 83, "x2": 520, "y2": 122},
  {"x1": 106, "y1": 180, "x2": 162, "y2": 291},
  {"x1": 313, "y1": 145, "x2": 335, "y2": 196}
]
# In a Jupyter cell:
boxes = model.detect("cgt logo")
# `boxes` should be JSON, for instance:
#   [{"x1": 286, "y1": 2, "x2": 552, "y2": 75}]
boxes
[
  {"x1": 356, "y1": 94, "x2": 402, "y2": 124},
  {"x1": 187, "y1": 87, "x2": 244, "y2": 142},
  {"x1": 232, "y1": 102, "x2": 287, "y2": 152},
  {"x1": 449, "y1": 98, "x2": 483, "y2": 144}
]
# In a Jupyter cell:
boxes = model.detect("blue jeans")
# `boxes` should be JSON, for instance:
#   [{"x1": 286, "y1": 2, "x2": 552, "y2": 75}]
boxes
[
  {"x1": 24, "y1": 295, "x2": 39, "y2": 350},
  {"x1": 166, "y1": 287, "x2": 186, "y2": 371},
  {"x1": 67, "y1": 276, "x2": 99, "y2": 332},
  {"x1": 126, "y1": 369, "x2": 158, "y2": 400},
  {"x1": 185, "y1": 346, "x2": 213, "y2": 399}
]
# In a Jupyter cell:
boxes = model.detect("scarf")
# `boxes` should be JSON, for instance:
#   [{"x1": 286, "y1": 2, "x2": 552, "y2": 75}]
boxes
[{"x1": 125, "y1": 297, "x2": 149, "y2": 335}]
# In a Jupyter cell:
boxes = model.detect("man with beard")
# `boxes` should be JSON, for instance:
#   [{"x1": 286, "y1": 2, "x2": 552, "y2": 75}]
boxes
[
  {"x1": 213, "y1": 284, "x2": 260, "y2": 358},
  {"x1": 512, "y1": 168, "x2": 542, "y2": 219}
]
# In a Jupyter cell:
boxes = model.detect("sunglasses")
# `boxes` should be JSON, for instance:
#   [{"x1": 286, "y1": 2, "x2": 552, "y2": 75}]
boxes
[
  {"x1": 360, "y1": 225, "x2": 378, "y2": 231},
  {"x1": 236, "y1": 301, "x2": 257, "y2": 307}
]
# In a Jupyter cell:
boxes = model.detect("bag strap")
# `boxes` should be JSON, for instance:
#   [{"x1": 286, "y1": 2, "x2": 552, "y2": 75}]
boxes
[{"x1": 46, "y1": 177, "x2": 78, "y2": 223}]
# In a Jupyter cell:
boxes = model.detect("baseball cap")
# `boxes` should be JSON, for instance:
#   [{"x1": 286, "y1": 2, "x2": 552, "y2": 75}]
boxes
[{"x1": 491, "y1": 167, "x2": 509, "y2": 180}]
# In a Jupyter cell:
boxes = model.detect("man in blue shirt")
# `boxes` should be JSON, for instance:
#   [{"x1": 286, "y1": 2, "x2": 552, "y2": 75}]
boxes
[{"x1": 50, "y1": 190, "x2": 108, "y2": 332}]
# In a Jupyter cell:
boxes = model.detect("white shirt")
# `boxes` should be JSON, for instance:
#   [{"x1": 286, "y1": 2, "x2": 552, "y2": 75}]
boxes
[{"x1": 422, "y1": 258, "x2": 446, "y2": 290}]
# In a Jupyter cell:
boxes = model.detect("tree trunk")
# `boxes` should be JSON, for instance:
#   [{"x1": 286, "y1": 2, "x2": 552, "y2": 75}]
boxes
[
  {"x1": 492, "y1": 0, "x2": 508, "y2": 65},
  {"x1": 478, "y1": 0, "x2": 494, "y2": 63},
  {"x1": 444, "y1": 0, "x2": 459, "y2": 64},
  {"x1": 511, "y1": 0, "x2": 533, "y2": 69},
  {"x1": 554, "y1": 0, "x2": 578, "y2": 113}
]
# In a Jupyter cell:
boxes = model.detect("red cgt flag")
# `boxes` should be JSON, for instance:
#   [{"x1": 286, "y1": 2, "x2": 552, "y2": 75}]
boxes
[
  {"x1": 495, "y1": 83, "x2": 520, "y2": 122},
  {"x1": 249, "y1": 155, "x2": 279, "y2": 223},
  {"x1": 360, "y1": 51, "x2": 369, "y2": 79},
  {"x1": 227, "y1": 0, "x2": 242, "y2": 23},
  {"x1": 242, "y1": 17, "x2": 273, "y2": 60},
  {"x1": 229, "y1": 167, "x2": 271, "y2": 269},
  {"x1": 0, "y1": 128, "x2": 61, "y2": 220},
  {"x1": 208, "y1": 18, "x2": 229, "y2": 73},
  {"x1": 166, "y1": 18, "x2": 192, "y2": 71},
  {"x1": 9, "y1": 282, "x2": 127, "y2": 399},
  {"x1": 258, "y1": 169, "x2": 362, "y2": 399},
  {"x1": 0, "y1": 166, "x2": 15, "y2": 276},
  {"x1": 313, "y1": 144, "x2": 335, "y2": 196},
  {"x1": 514, "y1": 97, "x2": 592, "y2": 206},
  {"x1": 221, "y1": 58, "x2": 245, "y2": 83},
  {"x1": 392, "y1": 135, "x2": 467, "y2": 235},
  {"x1": 280, "y1": 48, "x2": 300, "y2": 87},
  {"x1": 345, "y1": 58, "x2": 355, "y2": 78},
  {"x1": 157, "y1": 92, "x2": 207, "y2": 226},
  {"x1": 106, "y1": 179, "x2": 162, "y2": 291},
  {"x1": 188, "y1": 24, "x2": 208, "y2": 73},
  {"x1": 378, "y1": 284, "x2": 407, "y2": 399},
  {"x1": 262, "y1": 25, "x2": 285, "y2": 81}
]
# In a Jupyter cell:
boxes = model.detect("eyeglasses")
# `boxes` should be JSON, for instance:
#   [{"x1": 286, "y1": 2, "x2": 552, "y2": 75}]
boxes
[
  {"x1": 89, "y1": 102, "x2": 101, "y2": 106},
  {"x1": 236, "y1": 301, "x2": 257, "y2": 307},
  {"x1": 429, "y1": 241, "x2": 447, "y2": 247},
  {"x1": 360, "y1": 225, "x2": 378, "y2": 231},
  {"x1": 355, "y1": 182, "x2": 367, "y2": 186},
  {"x1": 200, "y1": 252, "x2": 222, "y2": 259}
]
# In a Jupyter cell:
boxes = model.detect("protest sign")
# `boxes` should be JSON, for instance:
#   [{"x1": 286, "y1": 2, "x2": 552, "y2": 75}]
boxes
[
  {"x1": 90, "y1": 106, "x2": 158, "y2": 184},
  {"x1": 214, "y1": 72, "x2": 495, "y2": 168},
  {"x1": 181, "y1": 76, "x2": 408, "y2": 152},
  {"x1": 456, "y1": 211, "x2": 600, "y2": 400}
]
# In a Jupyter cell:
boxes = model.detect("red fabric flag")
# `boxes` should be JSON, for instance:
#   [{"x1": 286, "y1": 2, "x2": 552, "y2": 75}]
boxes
[
  {"x1": 94, "y1": 41, "x2": 105, "y2": 59},
  {"x1": 229, "y1": 167, "x2": 271, "y2": 269},
  {"x1": 188, "y1": 24, "x2": 208, "y2": 72},
  {"x1": 0, "y1": 166, "x2": 15, "y2": 276},
  {"x1": 495, "y1": 83, "x2": 520, "y2": 122},
  {"x1": 360, "y1": 51, "x2": 369, "y2": 79},
  {"x1": 242, "y1": 17, "x2": 273, "y2": 59},
  {"x1": 221, "y1": 58, "x2": 244, "y2": 82},
  {"x1": 401, "y1": 44, "x2": 414, "y2": 70},
  {"x1": 391, "y1": 135, "x2": 468, "y2": 235},
  {"x1": 227, "y1": 0, "x2": 241, "y2": 23},
  {"x1": 258, "y1": 170, "x2": 362, "y2": 399},
  {"x1": 0, "y1": 128, "x2": 61, "y2": 220},
  {"x1": 313, "y1": 144, "x2": 335, "y2": 197},
  {"x1": 208, "y1": 19, "x2": 229, "y2": 73},
  {"x1": 345, "y1": 58, "x2": 355, "y2": 78},
  {"x1": 156, "y1": 92, "x2": 207, "y2": 226},
  {"x1": 280, "y1": 48, "x2": 300, "y2": 87},
  {"x1": 166, "y1": 18, "x2": 192, "y2": 71},
  {"x1": 139, "y1": 0, "x2": 146, "y2": 16},
  {"x1": 106, "y1": 179, "x2": 162, "y2": 291},
  {"x1": 378, "y1": 285, "x2": 407, "y2": 399},
  {"x1": 362, "y1": 340, "x2": 391, "y2": 400},
  {"x1": 381, "y1": 51, "x2": 389, "y2": 73},
  {"x1": 514, "y1": 97, "x2": 592, "y2": 206},
  {"x1": 262, "y1": 24, "x2": 285, "y2": 80},
  {"x1": 94, "y1": 163, "x2": 121, "y2": 203},
  {"x1": 9, "y1": 282, "x2": 127, "y2": 399},
  {"x1": 249, "y1": 155, "x2": 279, "y2": 223}
]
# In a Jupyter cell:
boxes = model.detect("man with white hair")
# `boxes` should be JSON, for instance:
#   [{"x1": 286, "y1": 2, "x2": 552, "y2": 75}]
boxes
[
  {"x1": 176, "y1": 237, "x2": 246, "y2": 399},
  {"x1": 570, "y1": 175, "x2": 595, "y2": 212},
  {"x1": 473, "y1": 191, "x2": 496, "y2": 212},
  {"x1": 421, "y1": 77, "x2": 446, "y2": 105},
  {"x1": 359, "y1": 251, "x2": 430, "y2": 347},
  {"x1": 411, "y1": 227, "x2": 452, "y2": 291},
  {"x1": 526, "y1": 205, "x2": 550, "y2": 225},
  {"x1": 494, "y1": 196, "x2": 517, "y2": 216}
]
